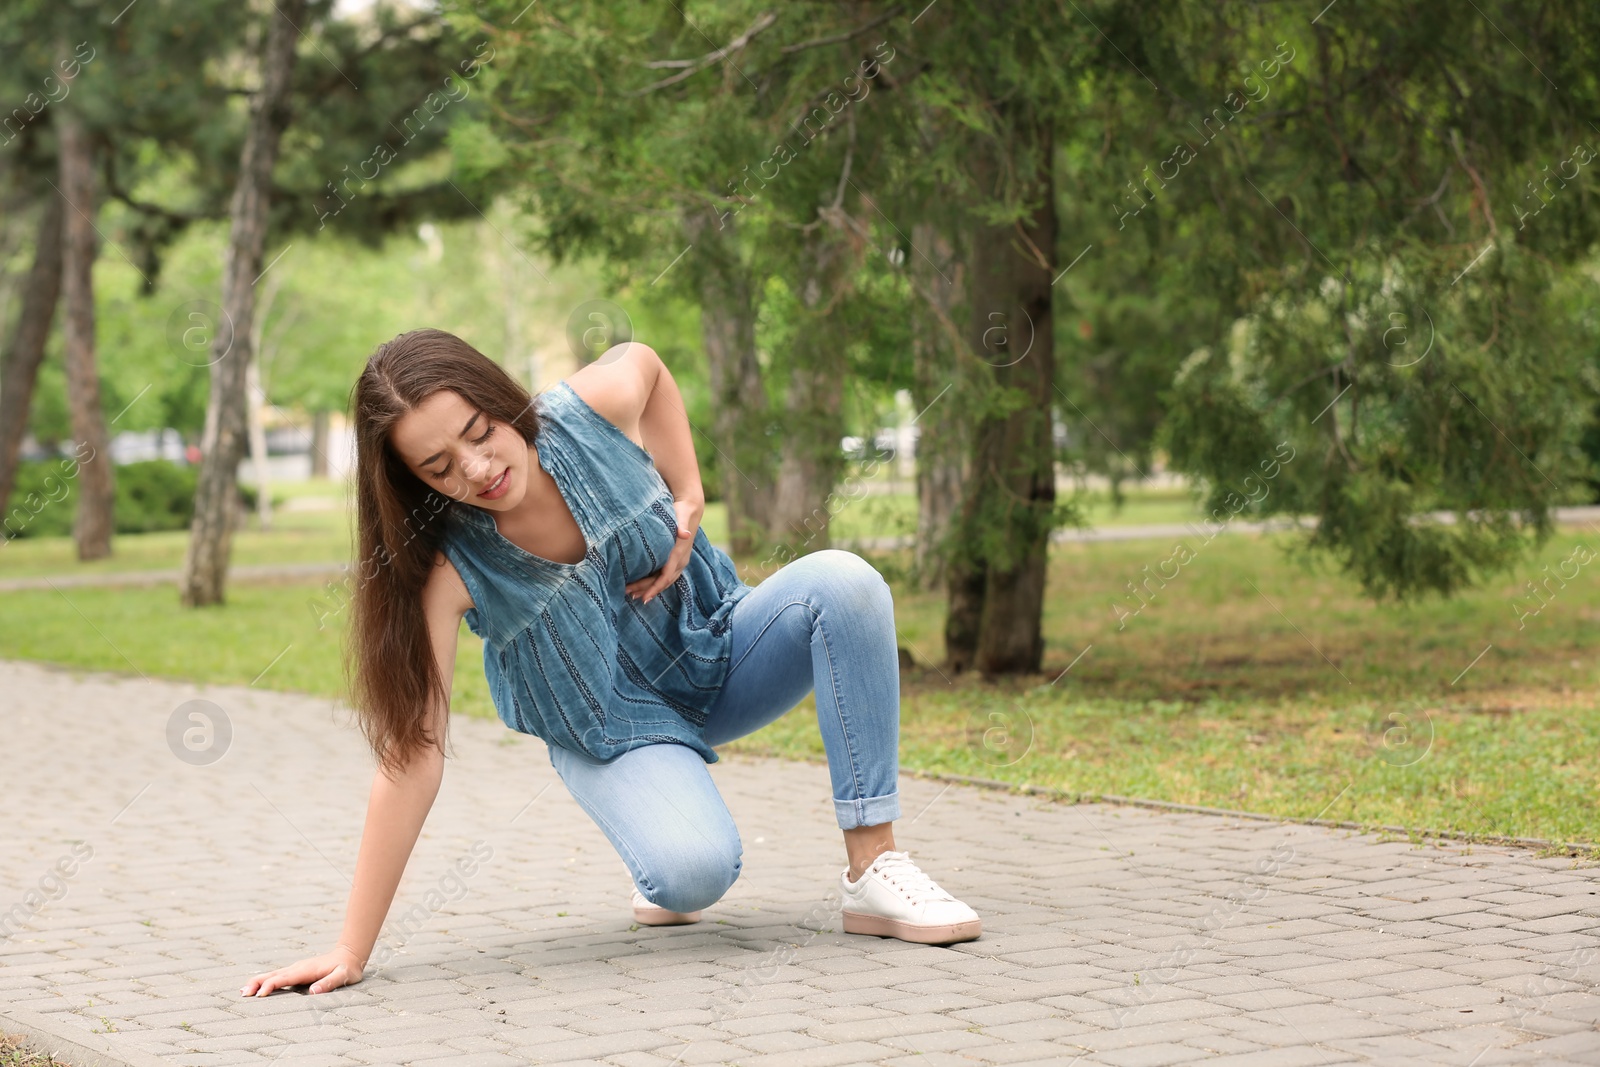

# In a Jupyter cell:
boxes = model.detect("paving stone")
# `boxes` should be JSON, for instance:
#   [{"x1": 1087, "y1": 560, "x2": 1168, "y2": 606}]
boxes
[
  {"x1": 980, "y1": 1016, "x2": 1109, "y2": 1043},
  {"x1": 731, "y1": 1030, "x2": 832, "y2": 1055},
  {"x1": 4, "y1": 659, "x2": 1599, "y2": 1067},
  {"x1": 1167, "y1": 1047, "x2": 1329, "y2": 1067},
  {"x1": 603, "y1": 1055, "x2": 687, "y2": 1067},
  {"x1": 714, "y1": 1040, "x2": 902, "y2": 1065},
  {"x1": 876, "y1": 1027, "x2": 1002, "y2": 1055},
  {"x1": 1079, "y1": 1019, "x2": 1221, "y2": 1051},
  {"x1": 947, "y1": 1001, "x2": 1059, "y2": 1027},
  {"x1": 1087, "y1": 1042, "x2": 1213, "y2": 1067},
  {"x1": 1510, "y1": 913, "x2": 1600, "y2": 935},
  {"x1": 976, "y1": 1039, "x2": 1103, "y2": 1063},
  {"x1": 1209, "y1": 987, "x2": 1329, "y2": 1012},
  {"x1": 893, "y1": 1055, "x2": 1010, "y2": 1067},
  {"x1": 1177, "y1": 1033, "x2": 1265, "y2": 1055}
]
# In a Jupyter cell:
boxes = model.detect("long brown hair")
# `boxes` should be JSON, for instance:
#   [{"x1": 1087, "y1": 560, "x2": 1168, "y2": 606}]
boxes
[{"x1": 346, "y1": 328, "x2": 543, "y2": 778}]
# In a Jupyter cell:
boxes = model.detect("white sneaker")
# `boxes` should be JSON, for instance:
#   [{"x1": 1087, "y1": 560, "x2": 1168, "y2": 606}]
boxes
[
  {"x1": 839, "y1": 850, "x2": 982, "y2": 945},
  {"x1": 631, "y1": 886, "x2": 703, "y2": 926}
]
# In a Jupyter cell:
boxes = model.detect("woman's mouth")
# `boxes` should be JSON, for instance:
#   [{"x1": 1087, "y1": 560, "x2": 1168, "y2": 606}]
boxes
[{"x1": 477, "y1": 467, "x2": 511, "y2": 499}]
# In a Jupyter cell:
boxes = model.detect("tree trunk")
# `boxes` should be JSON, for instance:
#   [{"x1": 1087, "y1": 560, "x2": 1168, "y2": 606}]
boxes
[
  {"x1": 909, "y1": 220, "x2": 968, "y2": 591},
  {"x1": 767, "y1": 227, "x2": 853, "y2": 551},
  {"x1": 181, "y1": 0, "x2": 304, "y2": 606},
  {"x1": 0, "y1": 193, "x2": 64, "y2": 518},
  {"x1": 943, "y1": 555, "x2": 987, "y2": 674},
  {"x1": 945, "y1": 128, "x2": 1058, "y2": 675},
  {"x1": 56, "y1": 107, "x2": 114, "y2": 561},
  {"x1": 246, "y1": 358, "x2": 271, "y2": 531},
  {"x1": 682, "y1": 207, "x2": 773, "y2": 555}
]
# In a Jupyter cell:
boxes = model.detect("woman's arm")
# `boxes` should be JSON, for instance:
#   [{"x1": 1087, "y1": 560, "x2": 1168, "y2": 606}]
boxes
[
  {"x1": 240, "y1": 554, "x2": 468, "y2": 996},
  {"x1": 635, "y1": 350, "x2": 706, "y2": 514},
  {"x1": 332, "y1": 730, "x2": 446, "y2": 970},
  {"x1": 629, "y1": 346, "x2": 707, "y2": 603},
  {"x1": 568, "y1": 344, "x2": 706, "y2": 604},
  {"x1": 568, "y1": 342, "x2": 705, "y2": 508}
]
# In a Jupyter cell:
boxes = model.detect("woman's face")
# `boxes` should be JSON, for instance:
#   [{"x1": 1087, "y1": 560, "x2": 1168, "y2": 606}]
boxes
[{"x1": 389, "y1": 389, "x2": 531, "y2": 511}]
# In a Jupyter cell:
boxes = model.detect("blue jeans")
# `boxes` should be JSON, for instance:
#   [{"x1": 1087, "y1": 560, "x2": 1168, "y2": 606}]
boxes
[{"x1": 545, "y1": 548, "x2": 903, "y2": 915}]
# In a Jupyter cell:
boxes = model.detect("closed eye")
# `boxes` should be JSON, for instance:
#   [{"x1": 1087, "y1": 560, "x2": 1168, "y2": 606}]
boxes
[{"x1": 430, "y1": 423, "x2": 497, "y2": 478}]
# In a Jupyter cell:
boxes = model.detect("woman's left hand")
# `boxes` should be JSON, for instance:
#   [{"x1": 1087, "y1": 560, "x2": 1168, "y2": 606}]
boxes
[{"x1": 627, "y1": 496, "x2": 703, "y2": 604}]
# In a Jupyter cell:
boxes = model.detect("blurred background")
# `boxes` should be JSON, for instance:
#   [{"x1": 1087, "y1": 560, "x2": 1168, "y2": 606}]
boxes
[{"x1": 1, "y1": 0, "x2": 1597, "y2": 842}]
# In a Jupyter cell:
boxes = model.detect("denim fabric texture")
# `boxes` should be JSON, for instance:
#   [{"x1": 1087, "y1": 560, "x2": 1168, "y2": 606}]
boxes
[
  {"x1": 439, "y1": 379, "x2": 752, "y2": 763},
  {"x1": 546, "y1": 547, "x2": 905, "y2": 912}
]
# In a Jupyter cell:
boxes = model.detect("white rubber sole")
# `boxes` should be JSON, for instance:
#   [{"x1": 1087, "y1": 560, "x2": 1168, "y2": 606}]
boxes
[{"x1": 842, "y1": 908, "x2": 982, "y2": 944}]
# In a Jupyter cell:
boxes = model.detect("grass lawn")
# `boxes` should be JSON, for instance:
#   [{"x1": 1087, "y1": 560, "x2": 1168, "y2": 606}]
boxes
[
  {"x1": 4, "y1": 506, "x2": 1597, "y2": 846},
  {"x1": 0, "y1": 478, "x2": 1203, "y2": 579},
  {"x1": 0, "y1": 499, "x2": 354, "y2": 578}
]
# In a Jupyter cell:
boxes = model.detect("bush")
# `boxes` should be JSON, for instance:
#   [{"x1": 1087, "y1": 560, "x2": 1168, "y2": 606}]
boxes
[
  {"x1": 2, "y1": 457, "x2": 279, "y2": 539},
  {"x1": 3, "y1": 456, "x2": 81, "y2": 539},
  {"x1": 117, "y1": 459, "x2": 199, "y2": 534}
]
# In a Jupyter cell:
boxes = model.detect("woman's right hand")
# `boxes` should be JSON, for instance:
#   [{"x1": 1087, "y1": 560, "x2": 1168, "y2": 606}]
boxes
[{"x1": 239, "y1": 945, "x2": 365, "y2": 997}]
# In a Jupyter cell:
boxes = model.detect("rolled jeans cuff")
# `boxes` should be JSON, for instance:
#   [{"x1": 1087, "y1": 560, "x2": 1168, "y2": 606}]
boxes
[{"x1": 835, "y1": 790, "x2": 900, "y2": 830}]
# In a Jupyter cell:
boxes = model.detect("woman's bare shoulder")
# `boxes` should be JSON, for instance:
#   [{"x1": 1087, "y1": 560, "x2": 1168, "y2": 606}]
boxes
[
  {"x1": 425, "y1": 548, "x2": 474, "y2": 620},
  {"x1": 562, "y1": 342, "x2": 659, "y2": 449}
]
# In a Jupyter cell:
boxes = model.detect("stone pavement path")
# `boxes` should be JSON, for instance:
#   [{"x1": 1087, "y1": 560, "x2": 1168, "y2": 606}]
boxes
[{"x1": 1, "y1": 658, "x2": 1596, "y2": 1067}]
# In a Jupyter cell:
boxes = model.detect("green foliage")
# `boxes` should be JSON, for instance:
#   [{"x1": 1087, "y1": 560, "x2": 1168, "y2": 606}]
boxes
[
  {"x1": 114, "y1": 460, "x2": 199, "y2": 534},
  {"x1": 8, "y1": 0, "x2": 1600, "y2": 611},
  {"x1": 3, "y1": 457, "x2": 81, "y2": 539},
  {"x1": 1079, "y1": 0, "x2": 1600, "y2": 600},
  {"x1": 1, "y1": 459, "x2": 277, "y2": 540}
]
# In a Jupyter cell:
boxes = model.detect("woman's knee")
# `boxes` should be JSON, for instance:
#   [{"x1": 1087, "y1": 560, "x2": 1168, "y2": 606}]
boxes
[
  {"x1": 805, "y1": 549, "x2": 892, "y2": 614},
  {"x1": 640, "y1": 832, "x2": 743, "y2": 913}
]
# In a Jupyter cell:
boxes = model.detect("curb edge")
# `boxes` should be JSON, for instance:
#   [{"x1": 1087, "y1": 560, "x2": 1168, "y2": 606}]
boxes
[
  {"x1": 901, "y1": 766, "x2": 1600, "y2": 855},
  {"x1": 3, "y1": 1009, "x2": 174, "y2": 1067}
]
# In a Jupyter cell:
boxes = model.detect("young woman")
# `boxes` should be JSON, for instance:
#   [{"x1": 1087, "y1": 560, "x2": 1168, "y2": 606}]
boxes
[{"x1": 240, "y1": 328, "x2": 981, "y2": 998}]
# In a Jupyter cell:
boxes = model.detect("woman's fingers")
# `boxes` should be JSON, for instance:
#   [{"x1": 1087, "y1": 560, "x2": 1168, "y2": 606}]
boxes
[
  {"x1": 240, "y1": 951, "x2": 355, "y2": 998},
  {"x1": 625, "y1": 523, "x2": 699, "y2": 602},
  {"x1": 308, "y1": 966, "x2": 347, "y2": 994},
  {"x1": 241, "y1": 961, "x2": 319, "y2": 997},
  {"x1": 644, "y1": 544, "x2": 695, "y2": 602},
  {"x1": 241, "y1": 970, "x2": 294, "y2": 997},
  {"x1": 627, "y1": 516, "x2": 699, "y2": 603}
]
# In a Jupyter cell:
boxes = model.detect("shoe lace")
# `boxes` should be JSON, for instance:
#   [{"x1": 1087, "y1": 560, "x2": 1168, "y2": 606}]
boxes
[{"x1": 871, "y1": 852, "x2": 955, "y2": 904}]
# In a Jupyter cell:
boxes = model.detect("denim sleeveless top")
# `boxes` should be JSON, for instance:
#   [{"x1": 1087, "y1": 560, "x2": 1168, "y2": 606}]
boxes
[{"x1": 439, "y1": 380, "x2": 752, "y2": 764}]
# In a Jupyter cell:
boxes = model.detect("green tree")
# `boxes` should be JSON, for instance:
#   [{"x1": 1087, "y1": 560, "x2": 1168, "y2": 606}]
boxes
[{"x1": 1086, "y1": 1, "x2": 1600, "y2": 600}]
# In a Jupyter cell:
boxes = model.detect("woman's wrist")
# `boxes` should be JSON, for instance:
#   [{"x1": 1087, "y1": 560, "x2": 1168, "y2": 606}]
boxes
[
  {"x1": 675, "y1": 489, "x2": 706, "y2": 521},
  {"x1": 333, "y1": 941, "x2": 368, "y2": 969}
]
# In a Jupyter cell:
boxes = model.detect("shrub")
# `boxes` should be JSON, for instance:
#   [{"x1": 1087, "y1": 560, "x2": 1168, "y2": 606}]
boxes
[
  {"x1": 2, "y1": 457, "x2": 281, "y2": 539},
  {"x1": 116, "y1": 459, "x2": 199, "y2": 534}
]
